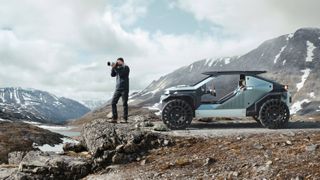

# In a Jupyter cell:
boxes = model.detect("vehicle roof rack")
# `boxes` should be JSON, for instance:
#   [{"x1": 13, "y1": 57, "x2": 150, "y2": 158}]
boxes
[{"x1": 202, "y1": 71, "x2": 267, "y2": 76}]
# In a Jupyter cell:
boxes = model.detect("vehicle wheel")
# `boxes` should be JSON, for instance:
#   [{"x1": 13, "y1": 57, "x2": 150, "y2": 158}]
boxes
[
  {"x1": 162, "y1": 99, "x2": 193, "y2": 130},
  {"x1": 252, "y1": 115, "x2": 261, "y2": 125},
  {"x1": 259, "y1": 99, "x2": 290, "y2": 129}
]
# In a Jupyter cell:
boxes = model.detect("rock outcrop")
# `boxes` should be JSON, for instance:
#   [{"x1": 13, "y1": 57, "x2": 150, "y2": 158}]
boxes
[
  {"x1": 1, "y1": 118, "x2": 173, "y2": 179},
  {"x1": 0, "y1": 121, "x2": 64, "y2": 164},
  {"x1": 81, "y1": 119, "x2": 173, "y2": 170},
  {"x1": 2, "y1": 151, "x2": 91, "y2": 180}
]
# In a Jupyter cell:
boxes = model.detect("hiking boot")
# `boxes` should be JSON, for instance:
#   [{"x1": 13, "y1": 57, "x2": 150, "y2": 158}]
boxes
[
  {"x1": 120, "y1": 119, "x2": 128, "y2": 123},
  {"x1": 109, "y1": 119, "x2": 117, "y2": 123}
]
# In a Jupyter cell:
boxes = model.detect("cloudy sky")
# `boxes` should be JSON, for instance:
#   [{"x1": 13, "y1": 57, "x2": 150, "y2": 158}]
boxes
[{"x1": 1, "y1": 0, "x2": 320, "y2": 102}]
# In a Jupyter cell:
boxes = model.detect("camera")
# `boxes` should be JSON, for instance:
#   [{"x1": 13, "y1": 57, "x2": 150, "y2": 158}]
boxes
[{"x1": 107, "y1": 61, "x2": 117, "y2": 67}]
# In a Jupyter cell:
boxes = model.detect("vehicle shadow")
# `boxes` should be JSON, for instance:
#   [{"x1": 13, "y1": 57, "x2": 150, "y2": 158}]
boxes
[{"x1": 189, "y1": 121, "x2": 320, "y2": 130}]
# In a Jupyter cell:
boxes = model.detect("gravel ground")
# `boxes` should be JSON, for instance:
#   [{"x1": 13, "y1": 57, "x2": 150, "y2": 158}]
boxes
[
  {"x1": 84, "y1": 118, "x2": 320, "y2": 180},
  {"x1": 159, "y1": 119, "x2": 320, "y2": 138}
]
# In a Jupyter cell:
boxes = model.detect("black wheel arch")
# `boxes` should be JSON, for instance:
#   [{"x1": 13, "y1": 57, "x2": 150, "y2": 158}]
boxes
[
  {"x1": 246, "y1": 92, "x2": 284, "y2": 116},
  {"x1": 162, "y1": 95, "x2": 196, "y2": 117}
]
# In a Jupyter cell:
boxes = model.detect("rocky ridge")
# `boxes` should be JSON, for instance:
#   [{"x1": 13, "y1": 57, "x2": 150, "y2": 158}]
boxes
[{"x1": 0, "y1": 87, "x2": 90, "y2": 123}]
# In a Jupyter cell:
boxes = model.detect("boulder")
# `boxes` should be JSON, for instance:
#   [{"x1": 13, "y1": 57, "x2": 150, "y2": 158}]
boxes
[
  {"x1": 13, "y1": 151, "x2": 92, "y2": 180},
  {"x1": 81, "y1": 120, "x2": 120, "y2": 157},
  {"x1": 0, "y1": 167, "x2": 18, "y2": 180},
  {"x1": 81, "y1": 119, "x2": 173, "y2": 168},
  {"x1": 8, "y1": 151, "x2": 26, "y2": 165},
  {"x1": 63, "y1": 142, "x2": 86, "y2": 153}
]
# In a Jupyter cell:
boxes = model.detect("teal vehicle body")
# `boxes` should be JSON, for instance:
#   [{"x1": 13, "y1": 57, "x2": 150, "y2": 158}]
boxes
[{"x1": 160, "y1": 71, "x2": 291, "y2": 129}]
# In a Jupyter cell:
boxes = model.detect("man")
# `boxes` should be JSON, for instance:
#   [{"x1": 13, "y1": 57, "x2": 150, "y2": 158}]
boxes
[{"x1": 110, "y1": 57, "x2": 130, "y2": 123}]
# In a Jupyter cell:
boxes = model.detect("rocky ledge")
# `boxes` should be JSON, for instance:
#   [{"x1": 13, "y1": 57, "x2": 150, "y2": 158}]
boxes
[
  {"x1": 0, "y1": 118, "x2": 173, "y2": 180},
  {"x1": 0, "y1": 121, "x2": 64, "y2": 164}
]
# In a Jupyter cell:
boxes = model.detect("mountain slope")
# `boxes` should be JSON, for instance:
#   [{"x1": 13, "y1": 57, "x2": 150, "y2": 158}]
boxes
[
  {"x1": 129, "y1": 28, "x2": 320, "y2": 116},
  {"x1": 0, "y1": 87, "x2": 90, "y2": 123}
]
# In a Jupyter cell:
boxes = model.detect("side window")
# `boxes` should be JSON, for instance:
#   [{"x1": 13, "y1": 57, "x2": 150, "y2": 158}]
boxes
[{"x1": 201, "y1": 75, "x2": 238, "y2": 102}]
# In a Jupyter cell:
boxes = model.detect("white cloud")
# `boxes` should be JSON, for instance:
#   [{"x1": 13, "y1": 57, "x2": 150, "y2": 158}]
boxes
[
  {"x1": 1, "y1": 0, "x2": 319, "y2": 102},
  {"x1": 174, "y1": 0, "x2": 320, "y2": 40},
  {"x1": 110, "y1": 0, "x2": 150, "y2": 26}
]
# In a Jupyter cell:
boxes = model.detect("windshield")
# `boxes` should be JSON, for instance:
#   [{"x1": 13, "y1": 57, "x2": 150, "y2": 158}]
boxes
[{"x1": 191, "y1": 75, "x2": 211, "y2": 86}]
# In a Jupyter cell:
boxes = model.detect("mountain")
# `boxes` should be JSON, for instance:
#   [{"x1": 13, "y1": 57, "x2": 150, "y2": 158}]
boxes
[
  {"x1": 129, "y1": 27, "x2": 320, "y2": 116},
  {"x1": 80, "y1": 100, "x2": 107, "y2": 110},
  {"x1": 0, "y1": 87, "x2": 90, "y2": 123}
]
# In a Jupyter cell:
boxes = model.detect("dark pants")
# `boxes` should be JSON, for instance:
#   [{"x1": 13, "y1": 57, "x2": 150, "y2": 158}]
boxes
[{"x1": 111, "y1": 89, "x2": 129, "y2": 120}]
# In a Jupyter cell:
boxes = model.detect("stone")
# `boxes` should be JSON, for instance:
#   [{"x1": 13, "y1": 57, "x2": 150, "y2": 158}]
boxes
[
  {"x1": 107, "y1": 112, "x2": 113, "y2": 119},
  {"x1": 266, "y1": 160, "x2": 273, "y2": 165},
  {"x1": 115, "y1": 144, "x2": 125, "y2": 152},
  {"x1": 253, "y1": 143, "x2": 264, "y2": 150},
  {"x1": 305, "y1": 144, "x2": 318, "y2": 152},
  {"x1": 175, "y1": 158, "x2": 190, "y2": 167},
  {"x1": 123, "y1": 142, "x2": 139, "y2": 154},
  {"x1": 0, "y1": 167, "x2": 18, "y2": 180},
  {"x1": 143, "y1": 121, "x2": 154, "y2": 127},
  {"x1": 140, "y1": 159, "x2": 147, "y2": 166},
  {"x1": 153, "y1": 124, "x2": 169, "y2": 131},
  {"x1": 112, "y1": 153, "x2": 129, "y2": 164},
  {"x1": 132, "y1": 115, "x2": 145, "y2": 122},
  {"x1": 8, "y1": 151, "x2": 26, "y2": 165},
  {"x1": 203, "y1": 157, "x2": 216, "y2": 166},
  {"x1": 231, "y1": 171, "x2": 239, "y2": 177},
  {"x1": 163, "y1": 139, "x2": 170, "y2": 146},
  {"x1": 286, "y1": 140, "x2": 292, "y2": 145},
  {"x1": 16, "y1": 151, "x2": 91, "y2": 180},
  {"x1": 63, "y1": 142, "x2": 86, "y2": 153}
]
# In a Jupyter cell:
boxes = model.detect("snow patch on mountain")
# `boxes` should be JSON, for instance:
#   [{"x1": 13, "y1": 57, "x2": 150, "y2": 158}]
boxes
[
  {"x1": 290, "y1": 99, "x2": 311, "y2": 114},
  {"x1": 0, "y1": 118, "x2": 12, "y2": 122},
  {"x1": 282, "y1": 59, "x2": 286, "y2": 65},
  {"x1": 309, "y1": 92, "x2": 316, "y2": 98},
  {"x1": 141, "y1": 87, "x2": 161, "y2": 97},
  {"x1": 189, "y1": 64, "x2": 193, "y2": 71},
  {"x1": 208, "y1": 59, "x2": 215, "y2": 66},
  {"x1": 296, "y1": 68, "x2": 311, "y2": 91},
  {"x1": 204, "y1": 58, "x2": 211, "y2": 66},
  {"x1": 286, "y1": 33, "x2": 294, "y2": 40},
  {"x1": 0, "y1": 87, "x2": 90, "y2": 123},
  {"x1": 306, "y1": 41, "x2": 316, "y2": 62},
  {"x1": 274, "y1": 46, "x2": 286, "y2": 64},
  {"x1": 224, "y1": 57, "x2": 231, "y2": 64}
]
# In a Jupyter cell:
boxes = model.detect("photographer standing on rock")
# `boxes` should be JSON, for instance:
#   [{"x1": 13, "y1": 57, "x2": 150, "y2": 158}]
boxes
[{"x1": 109, "y1": 57, "x2": 130, "y2": 123}]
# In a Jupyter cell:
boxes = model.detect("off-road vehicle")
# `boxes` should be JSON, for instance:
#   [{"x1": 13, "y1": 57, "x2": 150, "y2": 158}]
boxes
[{"x1": 160, "y1": 71, "x2": 291, "y2": 129}]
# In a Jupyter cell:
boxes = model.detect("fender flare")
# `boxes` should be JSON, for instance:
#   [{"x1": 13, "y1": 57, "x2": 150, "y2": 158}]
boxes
[{"x1": 254, "y1": 92, "x2": 283, "y2": 113}]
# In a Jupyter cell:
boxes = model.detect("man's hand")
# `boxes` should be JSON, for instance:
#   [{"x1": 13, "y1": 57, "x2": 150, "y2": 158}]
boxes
[{"x1": 112, "y1": 62, "x2": 118, "y2": 68}]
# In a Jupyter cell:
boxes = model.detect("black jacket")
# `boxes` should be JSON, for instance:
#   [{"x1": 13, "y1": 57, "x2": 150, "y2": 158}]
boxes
[{"x1": 111, "y1": 65, "x2": 130, "y2": 91}]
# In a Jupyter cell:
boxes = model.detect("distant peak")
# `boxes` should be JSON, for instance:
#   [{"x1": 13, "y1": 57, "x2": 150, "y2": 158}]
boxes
[
  {"x1": 293, "y1": 27, "x2": 320, "y2": 37},
  {"x1": 296, "y1": 27, "x2": 320, "y2": 32}
]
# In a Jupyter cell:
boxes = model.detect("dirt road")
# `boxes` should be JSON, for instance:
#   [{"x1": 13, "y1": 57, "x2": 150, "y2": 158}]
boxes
[{"x1": 159, "y1": 119, "x2": 320, "y2": 138}]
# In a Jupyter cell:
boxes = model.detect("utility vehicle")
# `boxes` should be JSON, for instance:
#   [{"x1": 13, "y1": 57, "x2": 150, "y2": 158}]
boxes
[{"x1": 160, "y1": 71, "x2": 291, "y2": 129}]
